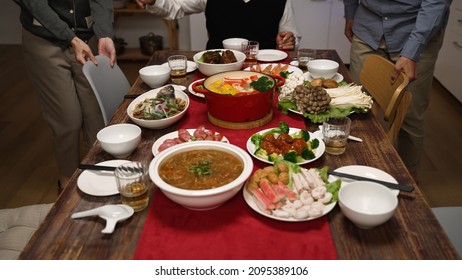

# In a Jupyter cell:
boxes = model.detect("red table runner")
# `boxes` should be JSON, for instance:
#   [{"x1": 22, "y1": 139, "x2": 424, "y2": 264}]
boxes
[{"x1": 133, "y1": 70, "x2": 338, "y2": 260}]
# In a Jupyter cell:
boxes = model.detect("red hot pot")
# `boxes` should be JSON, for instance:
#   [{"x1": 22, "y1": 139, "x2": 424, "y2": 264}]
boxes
[{"x1": 193, "y1": 71, "x2": 284, "y2": 122}]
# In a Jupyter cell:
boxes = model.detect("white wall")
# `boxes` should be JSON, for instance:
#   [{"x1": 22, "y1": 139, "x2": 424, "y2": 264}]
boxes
[{"x1": 0, "y1": 2, "x2": 192, "y2": 50}]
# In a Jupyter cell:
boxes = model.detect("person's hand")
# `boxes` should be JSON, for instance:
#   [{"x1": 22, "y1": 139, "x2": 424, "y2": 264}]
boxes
[
  {"x1": 344, "y1": 19, "x2": 354, "y2": 42},
  {"x1": 135, "y1": 0, "x2": 156, "y2": 9},
  {"x1": 71, "y1": 36, "x2": 97, "y2": 65},
  {"x1": 98, "y1": 37, "x2": 117, "y2": 67},
  {"x1": 276, "y1": 31, "x2": 295, "y2": 50},
  {"x1": 392, "y1": 56, "x2": 416, "y2": 84}
]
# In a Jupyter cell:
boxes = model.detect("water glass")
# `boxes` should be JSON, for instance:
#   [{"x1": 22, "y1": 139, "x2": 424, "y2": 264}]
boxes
[
  {"x1": 115, "y1": 161, "x2": 149, "y2": 212},
  {"x1": 322, "y1": 117, "x2": 351, "y2": 155},
  {"x1": 241, "y1": 40, "x2": 259, "y2": 66},
  {"x1": 167, "y1": 55, "x2": 187, "y2": 84},
  {"x1": 298, "y1": 48, "x2": 316, "y2": 71}
]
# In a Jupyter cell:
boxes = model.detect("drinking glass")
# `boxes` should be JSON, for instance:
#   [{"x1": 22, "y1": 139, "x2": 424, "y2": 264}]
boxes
[
  {"x1": 297, "y1": 48, "x2": 316, "y2": 71},
  {"x1": 241, "y1": 41, "x2": 259, "y2": 66},
  {"x1": 168, "y1": 55, "x2": 187, "y2": 84},
  {"x1": 115, "y1": 161, "x2": 149, "y2": 212},
  {"x1": 322, "y1": 117, "x2": 351, "y2": 155}
]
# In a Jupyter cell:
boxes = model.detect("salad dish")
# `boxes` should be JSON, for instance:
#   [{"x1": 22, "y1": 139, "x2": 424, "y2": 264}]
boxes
[
  {"x1": 246, "y1": 121, "x2": 325, "y2": 165},
  {"x1": 243, "y1": 160, "x2": 341, "y2": 222},
  {"x1": 151, "y1": 126, "x2": 229, "y2": 156}
]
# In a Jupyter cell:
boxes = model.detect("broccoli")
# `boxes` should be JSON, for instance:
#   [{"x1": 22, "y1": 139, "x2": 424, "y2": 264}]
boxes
[
  {"x1": 292, "y1": 129, "x2": 311, "y2": 141},
  {"x1": 254, "y1": 148, "x2": 268, "y2": 160},
  {"x1": 268, "y1": 153, "x2": 280, "y2": 162},
  {"x1": 262, "y1": 121, "x2": 290, "y2": 137},
  {"x1": 250, "y1": 133, "x2": 265, "y2": 150},
  {"x1": 301, "y1": 147, "x2": 315, "y2": 160},
  {"x1": 309, "y1": 138, "x2": 320, "y2": 149},
  {"x1": 283, "y1": 150, "x2": 299, "y2": 163}
]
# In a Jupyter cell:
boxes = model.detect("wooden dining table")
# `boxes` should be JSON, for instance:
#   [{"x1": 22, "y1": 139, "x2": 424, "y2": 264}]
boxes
[{"x1": 19, "y1": 49, "x2": 459, "y2": 260}]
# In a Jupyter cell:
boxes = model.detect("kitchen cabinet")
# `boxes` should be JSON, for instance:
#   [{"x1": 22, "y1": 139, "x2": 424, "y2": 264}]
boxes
[
  {"x1": 114, "y1": 6, "x2": 179, "y2": 61},
  {"x1": 189, "y1": 0, "x2": 351, "y2": 63},
  {"x1": 434, "y1": 2, "x2": 462, "y2": 103}
]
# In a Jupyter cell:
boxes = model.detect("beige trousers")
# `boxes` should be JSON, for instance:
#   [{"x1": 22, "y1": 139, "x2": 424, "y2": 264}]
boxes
[
  {"x1": 348, "y1": 30, "x2": 445, "y2": 172},
  {"x1": 22, "y1": 29, "x2": 105, "y2": 178}
]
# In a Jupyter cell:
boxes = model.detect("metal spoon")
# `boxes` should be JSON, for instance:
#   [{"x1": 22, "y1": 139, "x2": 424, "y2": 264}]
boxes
[{"x1": 71, "y1": 204, "x2": 134, "y2": 234}]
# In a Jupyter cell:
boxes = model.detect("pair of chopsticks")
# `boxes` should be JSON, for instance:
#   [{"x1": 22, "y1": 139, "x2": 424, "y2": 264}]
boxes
[{"x1": 328, "y1": 171, "x2": 414, "y2": 192}]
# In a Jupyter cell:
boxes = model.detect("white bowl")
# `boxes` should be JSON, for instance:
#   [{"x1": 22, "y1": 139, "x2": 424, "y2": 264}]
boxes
[
  {"x1": 97, "y1": 123, "x2": 141, "y2": 158},
  {"x1": 139, "y1": 65, "x2": 171, "y2": 88},
  {"x1": 127, "y1": 86, "x2": 189, "y2": 129},
  {"x1": 193, "y1": 49, "x2": 246, "y2": 76},
  {"x1": 307, "y1": 59, "x2": 339, "y2": 79},
  {"x1": 222, "y1": 38, "x2": 248, "y2": 51},
  {"x1": 149, "y1": 141, "x2": 254, "y2": 210},
  {"x1": 339, "y1": 181, "x2": 398, "y2": 229}
]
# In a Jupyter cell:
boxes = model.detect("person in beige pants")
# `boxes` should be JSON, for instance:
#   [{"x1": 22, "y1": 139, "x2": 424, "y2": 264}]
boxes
[{"x1": 19, "y1": 0, "x2": 116, "y2": 190}]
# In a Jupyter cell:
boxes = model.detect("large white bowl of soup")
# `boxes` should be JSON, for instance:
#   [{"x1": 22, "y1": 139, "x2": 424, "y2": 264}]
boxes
[{"x1": 149, "y1": 141, "x2": 253, "y2": 210}]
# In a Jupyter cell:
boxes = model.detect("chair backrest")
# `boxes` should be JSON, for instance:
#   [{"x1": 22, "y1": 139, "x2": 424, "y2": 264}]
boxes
[
  {"x1": 83, "y1": 55, "x2": 131, "y2": 125},
  {"x1": 359, "y1": 54, "x2": 412, "y2": 144}
]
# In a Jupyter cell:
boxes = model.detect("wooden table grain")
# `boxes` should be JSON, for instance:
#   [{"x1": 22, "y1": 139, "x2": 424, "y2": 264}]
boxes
[{"x1": 19, "y1": 50, "x2": 460, "y2": 260}]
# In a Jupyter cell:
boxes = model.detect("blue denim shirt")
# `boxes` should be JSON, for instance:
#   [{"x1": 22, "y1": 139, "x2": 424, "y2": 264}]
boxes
[{"x1": 343, "y1": 0, "x2": 452, "y2": 61}]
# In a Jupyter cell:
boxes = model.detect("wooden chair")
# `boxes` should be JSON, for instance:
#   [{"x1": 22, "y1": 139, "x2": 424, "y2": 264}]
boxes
[{"x1": 359, "y1": 54, "x2": 413, "y2": 145}]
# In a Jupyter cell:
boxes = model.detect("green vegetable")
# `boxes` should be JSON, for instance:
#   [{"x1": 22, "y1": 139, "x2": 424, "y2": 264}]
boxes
[
  {"x1": 268, "y1": 153, "x2": 280, "y2": 162},
  {"x1": 292, "y1": 129, "x2": 311, "y2": 141},
  {"x1": 250, "y1": 133, "x2": 265, "y2": 151},
  {"x1": 254, "y1": 148, "x2": 268, "y2": 160},
  {"x1": 188, "y1": 160, "x2": 212, "y2": 176},
  {"x1": 309, "y1": 138, "x2": 320, "y2": 149},
  {"x1": 301, "y1": 147, "x2": 315, "y2": 160},
  {"x1": 273, "y1": 158, "x2": 301, "y2": 190},
  {"x1": 283, "y1": 150, "x2": 299, "y2": 163},
  {"x1": 250, "y1": 76, "x2": 274, "y2": 92},
  {"x1": 318, "y1": 166, "x2": 341, "y2": 203},
  {"x1": 277, "y1": 98, "x2": 298, "y2": 115}
]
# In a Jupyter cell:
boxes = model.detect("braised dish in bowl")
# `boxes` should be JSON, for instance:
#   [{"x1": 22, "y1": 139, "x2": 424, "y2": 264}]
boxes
[
  {"x1": 193, "y1": 49, "x2": 246, "y2": 76},
  {"x1": 149, "y1": 141, "x2": 254, "y2": 210},
  {"x1": 192, "y1": 70, "x2": 284, "y2": 122}
]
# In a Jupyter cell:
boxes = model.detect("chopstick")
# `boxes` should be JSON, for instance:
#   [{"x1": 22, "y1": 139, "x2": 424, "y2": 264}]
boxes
[
  {"x1": 79, "y1": 164, "x2": 116, "y2": 172},
  {"x1": 328, "y1": 171, "x2": 414, "y2": 192}
]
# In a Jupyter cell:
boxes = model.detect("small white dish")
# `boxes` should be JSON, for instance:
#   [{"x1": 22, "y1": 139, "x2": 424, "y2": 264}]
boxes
[
  {"x1": 161, "y1": 60, "x2": 197, "y2": 73},
  {"x1": 151, "y1": 129, "x2": 229, "y2": 156},
  {"x1": 246, "y1": 127, "x2": 325, "y2": 165},
  {"x1": 77, "y1": 159, "x2": 130, "y2": 196},
  {"x1": 244, "y1": 63, "x2": 303, "y2": 76},
  {"x1": 334, "y1": 165, "x2": 400, "y2": 196},
  {"x1": 187, "y1": 78, "x2": 205, "y2": 98},
  {"x1": 304, "y1": 72, "x2": 344, "y2": 83},
  {"x1": 256, "y1": 49, "x2": 288, "y2": 62}
]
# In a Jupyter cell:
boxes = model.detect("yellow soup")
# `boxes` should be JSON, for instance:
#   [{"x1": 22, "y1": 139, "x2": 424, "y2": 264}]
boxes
[{"x1": 159, "y1": 149, "x2": 244, "y2": 190}]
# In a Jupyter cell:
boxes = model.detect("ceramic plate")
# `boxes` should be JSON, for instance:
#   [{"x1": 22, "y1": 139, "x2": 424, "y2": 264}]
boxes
[
  {"x1": 152, "y1": 129, "x2": 229, "y2": 156},
  {"x1": 243, "y1": 171, "x2": 338, "y2": 222},
  {"x1": 334, "y1": 165, "x2": 400, "y2": 195},
  {"x1": 161, "y1": 60, "x2": 197, "y2": 73},
  {"x1": 257, "y1": 49, "x2": 288, "y2": 62},
  {"x1": 77, "y1": 160, "x2": 130, "y2": 196},
  {"x1": 246, "y1": 127, "x2": 325, "y2": 165},
  {"x1": 304, "y1": 72, "x2": 344, "y2": 83},
  {"x1": 244, "y1": 63, "x2": 303, "y2": 76},
  {"x1": 187, "y1": 78, "x2": 205, "y2": 98}
]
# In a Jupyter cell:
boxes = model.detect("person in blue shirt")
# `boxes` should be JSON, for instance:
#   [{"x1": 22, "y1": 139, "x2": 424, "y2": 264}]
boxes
[{"x1": 343, "y1": 0, "x2": 452, "y2": 179}]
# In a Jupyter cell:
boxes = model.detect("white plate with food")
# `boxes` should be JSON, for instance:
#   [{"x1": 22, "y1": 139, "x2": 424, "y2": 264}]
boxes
[
  {"x1": 244, "y1": 63, "x2": 303, "y2": 76},
  {"x1": 246, "y1": 127, "x2": 325, "y2": 165},
  {"x1": 304, "y1": 72, "x2": 344, "y2": 83},
  {"x1": 334, "y1": 165, "x2": 399, "y2": 195},
  {"x1": 77, "y1": 160, "x2": 130, "y2": 196},
  {"x1": 243, "y1": 165, "x2": 341, "y2": 222},
  {"x1": 152, "y1": 128, "x2": 229, "y2": 156},
  {"x1": 187, "y1": 78, "x2": 205, "y2": 98},
  {"x1": 256, "y1": 49, "x2": 288, "y2": 62},
  {"x1": 161, "y1": 60, "x2": 198, "y2": 73}
]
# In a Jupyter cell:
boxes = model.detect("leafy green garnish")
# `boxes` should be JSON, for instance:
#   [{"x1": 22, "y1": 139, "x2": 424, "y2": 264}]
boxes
[
  {"x1": 188, "y1": 160, "x2": 212, "y2": 176},
  {"x1": 250, "y1": 76, "x2": 274, "y2": 92}
]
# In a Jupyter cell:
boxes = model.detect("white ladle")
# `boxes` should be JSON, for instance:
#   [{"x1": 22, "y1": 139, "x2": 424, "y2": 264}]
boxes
[{"x1": 70, "y1": 204, "x2": 134, "y2": 234}]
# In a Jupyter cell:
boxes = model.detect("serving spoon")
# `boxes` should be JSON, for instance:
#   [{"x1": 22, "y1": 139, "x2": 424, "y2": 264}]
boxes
[{"x1": 70, "y1": 204, "x2": 134, "y2": 234}]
